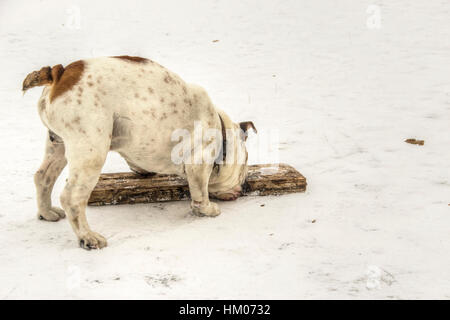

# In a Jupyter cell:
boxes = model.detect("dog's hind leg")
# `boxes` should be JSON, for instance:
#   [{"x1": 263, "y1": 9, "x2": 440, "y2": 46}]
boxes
[
  {"x1": 60, "y1": 138, "x2": 110, "y2": 250},
  {"x1": 34, "y1": 131, "x2": 67, "y2": 221}
]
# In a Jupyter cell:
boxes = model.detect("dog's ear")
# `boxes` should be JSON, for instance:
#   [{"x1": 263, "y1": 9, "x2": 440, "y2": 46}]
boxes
[
  {"x1": 239, "y1": 121, "x2": 257, "y2": 141},
  {"x1": 239, "y1": 121, "x2": 257, "y2": 134}
]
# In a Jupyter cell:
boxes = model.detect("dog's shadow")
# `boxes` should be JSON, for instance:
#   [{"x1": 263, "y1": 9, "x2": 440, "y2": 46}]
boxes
[{"x1": 84, "y1": 198, "x2": 241, "y2": 245}]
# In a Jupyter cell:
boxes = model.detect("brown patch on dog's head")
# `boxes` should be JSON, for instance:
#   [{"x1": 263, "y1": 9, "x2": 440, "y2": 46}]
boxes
[
  {"x1": 50, "y1": 60, "x2": 85, "y2": 102},
  {"x1": 112, "y1": 55, "x2": 148, "y2": 63},
  {"x1": 239, "y1": 121, "x2": 257, "y2": 141},
  {"x1": 239, "y1": 121, "x2": 257, "y2": 134}
]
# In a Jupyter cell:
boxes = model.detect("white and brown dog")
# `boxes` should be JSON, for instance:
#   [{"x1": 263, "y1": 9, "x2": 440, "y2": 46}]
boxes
[{"x1": 23, "y1": 56, "x2": 256, "y2": 250}]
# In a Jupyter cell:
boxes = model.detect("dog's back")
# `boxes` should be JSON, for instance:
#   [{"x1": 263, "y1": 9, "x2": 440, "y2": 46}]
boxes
[{"x1": 24, "y1": 56, "x2": 222, "y2": 175}]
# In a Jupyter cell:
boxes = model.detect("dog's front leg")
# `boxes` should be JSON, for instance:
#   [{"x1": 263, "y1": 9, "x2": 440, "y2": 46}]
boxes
[
  {"x1": 34, "y1": 131, "x2": 67, "y2": 221},
  {"x1": 185, "y1": 164, "x2": 221, "y2": 217},
  {"x1": 60, "y1": 144, "x2": 108, "y2": 250}
]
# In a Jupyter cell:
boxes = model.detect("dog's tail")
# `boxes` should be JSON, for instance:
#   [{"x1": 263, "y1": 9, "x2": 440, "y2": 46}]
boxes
[{"x1": 22, "y1": 64, "x2": 65, "y2": 94}]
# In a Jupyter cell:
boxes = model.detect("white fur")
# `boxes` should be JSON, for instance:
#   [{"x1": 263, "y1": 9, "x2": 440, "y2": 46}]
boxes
[{"x1": 34, "y1": 57, "x2": 248, "y2": 249}]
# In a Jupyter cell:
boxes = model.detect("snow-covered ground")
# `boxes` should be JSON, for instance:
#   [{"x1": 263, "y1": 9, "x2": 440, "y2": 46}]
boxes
[{"x1": 1, "y1": 0, "x2": 449, "y2": 299}]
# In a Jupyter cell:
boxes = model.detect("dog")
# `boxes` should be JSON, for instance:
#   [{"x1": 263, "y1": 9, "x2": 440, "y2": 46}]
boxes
[{"x1": 23, "y1": 56, "x2": 256, "y2": 250}]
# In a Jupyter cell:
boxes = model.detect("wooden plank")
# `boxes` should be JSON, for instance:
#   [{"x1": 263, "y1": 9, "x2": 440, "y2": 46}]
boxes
[{"x1": 88, "y1": 163, "x2": 307, "y2": 206}]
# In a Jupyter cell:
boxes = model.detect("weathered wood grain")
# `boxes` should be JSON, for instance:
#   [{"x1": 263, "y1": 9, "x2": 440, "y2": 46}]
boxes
[{"x1": 88, "y1": 163, "x2": 307, "y2": 206}]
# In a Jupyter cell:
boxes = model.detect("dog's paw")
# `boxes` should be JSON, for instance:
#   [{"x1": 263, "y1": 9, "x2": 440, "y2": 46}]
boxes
[
  {"x1": 191, "y1": 201, "x2": 221, "y2": 217},
  {"x1": 38, "y1": 207, "x2": 66, "y2": 221},
  {"x1": 212, "y1": 192, "x2": 240, "y2": 201},
  {"x1": 210, "y1": 186, "x2": 242, "y2": 201},
  {"x1": 78, "y1": 231, "x2": 107, "y2": 250}
]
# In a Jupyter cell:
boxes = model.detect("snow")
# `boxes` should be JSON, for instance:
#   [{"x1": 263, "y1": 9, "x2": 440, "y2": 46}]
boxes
[{"x1": 1, "y1": 0, "x2": 449, "y2": 299}]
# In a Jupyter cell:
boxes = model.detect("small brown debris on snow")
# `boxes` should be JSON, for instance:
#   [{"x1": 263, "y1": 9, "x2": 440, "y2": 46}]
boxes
[
  {"x1": 212, "y1": 40, "x2": 219, "y2": 43},
  {"x1": 405, "y1": 138, "x2": 424, "y2": 145},
  {"x1": 311, "y1": 219, "x2": 316, "y2": 223}
]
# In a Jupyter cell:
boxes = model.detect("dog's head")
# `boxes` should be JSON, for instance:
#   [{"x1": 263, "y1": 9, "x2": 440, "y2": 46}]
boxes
[{"x1": 208, "y1": 113, "x2": 257, "y2": 200}]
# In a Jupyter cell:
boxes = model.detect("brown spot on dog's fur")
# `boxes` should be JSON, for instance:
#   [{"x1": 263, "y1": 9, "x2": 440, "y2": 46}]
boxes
[
  {"x1": 50, "y1": 60, "x2": 85, "y2": 102},
  {"x1": 184, "y1": 98, "x2": 193, "y2": 107},
  {"x1": 148, "y1": 87, "x2": 154, "y2": 94},
  {"x1": 77, "y1": 99, "x2": 81, "y2": 105},
  {"x1": 87, "y1": 81, "x2": 94, "y2": 87},
  {"x1": 39, "y1": 99, "x2": 46, "y2": 111},
  {"x1": 239, "y1": 121, "x2": 258, "y2": 138},
  {"x1": 164, "y1": 74, "x2": 174, "y2": 84},
  {"x1": 113, "y1": 55, "x2": 148, "y2": 63},
  {"x1": 134, "y1": 93, "x2": 139, "y2": 98},
  {"x1": 160, "y1": 97, "x2": 165, "y2": 103},
  {"x1": 73, "y1": 116, "x2": 81, "y2": 124},
  {"x1": 51, "y1": 64, "x2": 64, "y2": 83}
]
